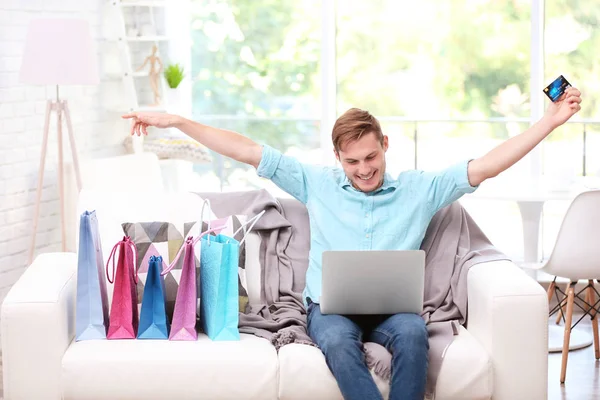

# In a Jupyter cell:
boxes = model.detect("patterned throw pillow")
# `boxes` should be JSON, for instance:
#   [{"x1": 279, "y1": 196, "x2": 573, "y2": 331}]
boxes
[
  {"x1": 123, "y1": 216, "x2": 252, "y2": 319},
  {"x1": 122, "y1": 221, "x2": 202, "y2": 321}
]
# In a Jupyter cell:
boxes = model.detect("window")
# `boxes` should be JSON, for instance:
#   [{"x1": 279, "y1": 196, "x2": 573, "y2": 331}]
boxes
[
  {"x1": 335, "y1": 0, "x2": 532, "y2": 259},
  {"x1": 190, "y1": 0, "x2": 321, "y2": 193},
  {"x1": 541, "y1": 1, "x2": 600, "y2": 259},
  {"x1": 337, "y1": 0, "x2": 531, "y2": 119},
  {"x1": 543, "y1": 0, "x2": 600, "y2": 180},
  {"x1": 185, "y1": 0, "x2": 599, "y2": 262}
]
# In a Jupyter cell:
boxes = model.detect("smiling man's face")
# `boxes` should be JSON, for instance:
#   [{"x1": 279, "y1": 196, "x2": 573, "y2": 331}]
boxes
[{"x1": 336, "y1": 131, "x2": 389, "y2": 193}]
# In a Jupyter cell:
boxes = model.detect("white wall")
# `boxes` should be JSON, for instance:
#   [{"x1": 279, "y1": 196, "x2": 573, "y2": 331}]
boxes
[{"x1": 0, "y1": 1, "x2": 128, "y2": 304}]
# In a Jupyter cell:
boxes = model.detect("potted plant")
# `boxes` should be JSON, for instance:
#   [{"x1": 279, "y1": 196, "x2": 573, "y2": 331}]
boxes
[
  {"x1": 164, "y1": 63, "x2": 185, "y2": 89},
  {"x1": 163, "y1": 63, "x2": 185, "y2": 111}
]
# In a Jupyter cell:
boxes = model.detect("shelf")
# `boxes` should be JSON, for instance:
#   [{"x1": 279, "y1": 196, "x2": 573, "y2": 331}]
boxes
[
  {"x1": 119, "y1": 1, "x2": 166, "y2": 6},
  {"x1": 105, "y1": 104, "x2": 166, "y2": 113},
  {"x1": 126, "y1": 35, "x2": 169, "y2": 42},
  {"x1": 101, "y1": 72, "x2": 151, "y2": 82},
  {"x1": 136, "y1": 105, "x2": 168, "y2": 112}
]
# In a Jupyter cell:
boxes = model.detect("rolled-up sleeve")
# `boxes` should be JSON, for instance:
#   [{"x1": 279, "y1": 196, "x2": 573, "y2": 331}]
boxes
[
  {"x1": 420, "y1": 159, "x2": 478, "y2": 213},
  {"x1": 257, "y1": 144, "x2": 317, "y2": 204}
]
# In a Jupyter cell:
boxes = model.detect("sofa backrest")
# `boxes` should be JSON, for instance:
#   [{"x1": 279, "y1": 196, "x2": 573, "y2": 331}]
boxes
[{"x1": 65, "y1": 152, "x2": 164, "y2": 252}]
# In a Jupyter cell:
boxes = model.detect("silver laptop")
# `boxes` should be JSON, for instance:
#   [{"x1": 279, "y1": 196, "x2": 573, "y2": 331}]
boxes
[{"x1": 320, "y1": 250, "x2": 425, "y2": 315}]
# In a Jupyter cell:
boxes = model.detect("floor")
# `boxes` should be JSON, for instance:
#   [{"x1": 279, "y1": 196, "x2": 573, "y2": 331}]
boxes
[
  {"x1": 0, "y1": 320, "x2": 597, "y2": 400},
  {"x1": 548, "y1": 315, "x2": 600, "y2": 400}
]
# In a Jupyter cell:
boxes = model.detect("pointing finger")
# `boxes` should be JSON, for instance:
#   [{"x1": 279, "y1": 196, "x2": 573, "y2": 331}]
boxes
[{"x1": 130, "y1": 121, "x2": 137, "y2": 136}]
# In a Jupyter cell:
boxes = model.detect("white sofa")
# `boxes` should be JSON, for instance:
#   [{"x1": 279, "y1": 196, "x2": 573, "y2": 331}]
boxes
[{"x1": 1, "y1": 155, "x2": 549, "y2": 400}]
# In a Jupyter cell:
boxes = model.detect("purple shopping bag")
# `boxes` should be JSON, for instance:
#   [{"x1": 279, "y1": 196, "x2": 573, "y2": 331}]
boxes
[{"x1": 161, "y1": 227, "x2": 224, "y2": 341}]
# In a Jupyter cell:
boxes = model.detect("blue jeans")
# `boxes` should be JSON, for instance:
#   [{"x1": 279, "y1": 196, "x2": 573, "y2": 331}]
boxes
[{"x1": 307, "y1": 302, "x2": 428, "y2": 400}]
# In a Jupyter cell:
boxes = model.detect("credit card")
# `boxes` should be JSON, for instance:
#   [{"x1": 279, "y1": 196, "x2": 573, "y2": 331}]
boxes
[{"x1": 543, "y1": 75, "x2": 571, "y2": 102}]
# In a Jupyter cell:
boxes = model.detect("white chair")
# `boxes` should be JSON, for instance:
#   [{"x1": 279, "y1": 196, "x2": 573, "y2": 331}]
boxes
[{"x1": 537, "y1": 190, "x2": 600, "y2": 384}]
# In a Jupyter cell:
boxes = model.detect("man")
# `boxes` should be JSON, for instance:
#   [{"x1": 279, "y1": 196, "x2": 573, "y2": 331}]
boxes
[{"x1": 123, "y1": 87, "x2": 582, "y2": 399}]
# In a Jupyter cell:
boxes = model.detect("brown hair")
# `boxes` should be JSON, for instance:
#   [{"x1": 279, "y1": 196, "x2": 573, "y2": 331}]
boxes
[{"x1": 332, "y1": 108, "x2": 383, "y2": 152}]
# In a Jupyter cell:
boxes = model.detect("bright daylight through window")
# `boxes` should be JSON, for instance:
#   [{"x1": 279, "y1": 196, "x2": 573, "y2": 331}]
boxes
[{"x1": 186, "y1": 0, "x2": 600, "y2": 261}]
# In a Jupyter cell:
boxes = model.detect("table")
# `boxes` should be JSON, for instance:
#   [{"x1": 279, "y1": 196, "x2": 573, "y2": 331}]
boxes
[{"x1": 470, "y1": 182, "x2": 585, "y2": 263}]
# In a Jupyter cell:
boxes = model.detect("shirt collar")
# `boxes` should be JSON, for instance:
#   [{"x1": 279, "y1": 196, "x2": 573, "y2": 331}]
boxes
[{"x1": 340, "y1": 172, "x2": 399, "y2": 194}]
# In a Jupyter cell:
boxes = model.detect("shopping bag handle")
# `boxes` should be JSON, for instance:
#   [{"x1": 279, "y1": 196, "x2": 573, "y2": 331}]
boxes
[
  {"x1": 106, "y1": 236, "x2": 138, "y2": 285},
  {"x1": 230, "y1": 210, "x2": 265, "y2": 246},
  {"x1": 160, "y1": 225, "x2": 226, "y2": 276},
  {"x1": 200, "y1": 198, "x2": 213, "y2": 232}
]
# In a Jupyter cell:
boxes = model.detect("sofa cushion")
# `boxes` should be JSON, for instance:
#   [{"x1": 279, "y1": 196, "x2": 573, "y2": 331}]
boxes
[
  {"x1": 277, "y1": 342, "x2": 389, "y2": 400},
  {"x1": 277, "y1": 326, "x2": 492, "y2": 400},
  {"x1": 61, "y1": 334, "x2": 278, "y2": 400}
]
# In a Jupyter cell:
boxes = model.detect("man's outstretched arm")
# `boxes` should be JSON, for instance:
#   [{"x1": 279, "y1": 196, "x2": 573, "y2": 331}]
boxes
[
  {"x1": 467, "y1": 87, "x2": 582, "y2": 187},
  {"x1": 122, "y1": 113, "x2": 263, "y2": 168}
]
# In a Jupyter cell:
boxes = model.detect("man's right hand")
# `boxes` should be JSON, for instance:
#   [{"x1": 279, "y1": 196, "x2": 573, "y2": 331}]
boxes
[
  {"x1": 122, "y1": 111, "x2": 262, "y2": 168},
  {"x1": 122, "y1": 112, "x2": 182, "y2": 136}
]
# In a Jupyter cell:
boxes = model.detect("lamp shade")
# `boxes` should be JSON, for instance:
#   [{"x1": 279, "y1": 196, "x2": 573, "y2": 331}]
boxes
[{"x1": 19, "y1": 18, "x2": 99, "y2": 85}]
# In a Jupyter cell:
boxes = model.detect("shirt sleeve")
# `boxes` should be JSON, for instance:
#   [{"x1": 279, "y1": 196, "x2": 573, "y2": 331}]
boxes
[
  {"x1": 256, "y1": 144, "x2": 321, "y2": 204},
  {"x1": 418, "y1": 159, "x2": 478, "y2": 213}
]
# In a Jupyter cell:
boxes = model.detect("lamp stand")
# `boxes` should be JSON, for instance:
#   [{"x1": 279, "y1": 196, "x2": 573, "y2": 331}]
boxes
[{"x1": 28, "y1": 86, "x2": 82, "y2": 265}]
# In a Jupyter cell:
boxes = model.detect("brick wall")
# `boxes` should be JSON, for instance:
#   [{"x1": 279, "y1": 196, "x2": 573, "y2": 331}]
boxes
[{"x1": 0, "y1": 1, "x2": 128, "y2": 304}]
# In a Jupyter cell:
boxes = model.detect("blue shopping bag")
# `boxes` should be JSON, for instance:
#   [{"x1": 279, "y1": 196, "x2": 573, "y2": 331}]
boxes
[
  {"x1": 75, "y1": 210, "x2": 109, "y2": 341},
  {"x1": 200, "y1": 233, "x2": 241, "y2": 341},
  {"x1": 138, "y1": 255, "x2": 169, "y2": 339}
]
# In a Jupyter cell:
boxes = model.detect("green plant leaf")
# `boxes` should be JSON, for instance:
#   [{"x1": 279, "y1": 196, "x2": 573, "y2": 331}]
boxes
[{"x1": 164, "y1": 63, "x2": 185, "y2": 88}]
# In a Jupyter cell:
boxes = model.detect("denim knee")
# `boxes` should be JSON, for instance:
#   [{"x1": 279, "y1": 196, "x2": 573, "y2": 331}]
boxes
[
  {"x1": 393, "y1": 316, "x2": 428, "y2": 350},
  {"x1": 318, "y1": 330, "x2": 361, "y2": 360}
]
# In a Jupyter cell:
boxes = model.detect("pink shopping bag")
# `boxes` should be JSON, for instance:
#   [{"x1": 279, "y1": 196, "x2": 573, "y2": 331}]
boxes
[
  {"x1": 106, "y1": 236, "x2": 139, "y2": 339},
  {"x1": 162, "y1": 226, "x2": 224, "y2": 341}
]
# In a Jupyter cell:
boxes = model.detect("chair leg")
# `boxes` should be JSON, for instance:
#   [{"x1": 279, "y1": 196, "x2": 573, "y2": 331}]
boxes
[
  {"x1": 547, "y1": 281, "x2": 556, "y2": 303},
  {"x1": 556, "y1": 282, "x2": 567, "y2": 324},
  {"x1": 588, "y1": 280, "x2": 599, "y2": 360},
  {"x1": 548, "y1": 281, "x2": 563, "y2": 322},
  {"x1": 556, "y1": 305, "x2": 564, "y2": 324},
  {"x1": 585, "y1": 288, "x2": 591, "y2": 313},
  {"x1": 560, "y1": 283, "x2": 576, "y2": 384}
]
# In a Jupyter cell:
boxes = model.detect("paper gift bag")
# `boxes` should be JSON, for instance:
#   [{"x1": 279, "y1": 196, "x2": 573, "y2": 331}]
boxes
[
  {"x1": 165, "y1": 237, "x2": 197, "y2": 341},
  {"x1": 138, "y1": 255, "x2": 169, "y2": 339},
  {"x1": 161, "y1": 226, "x2": 224, "y2": 341},
  {"x1": 106, "y1": 236, "x2": 139, "y2": 339},
  {"x1": 201, "y1": 214, "x2": 250, "y2": 313},
  {"x1": 75, "y1": 210, "x2": 109, "y2": 341},
  {"x1": 199, "y1": 209, "x2": 264, "y2": 341},
  {"x1": 200, "y1": 233, "x2": 240, "y2": 341}
]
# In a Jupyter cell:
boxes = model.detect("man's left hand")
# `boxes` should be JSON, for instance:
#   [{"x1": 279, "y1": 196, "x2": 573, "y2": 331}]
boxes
[{"x1": 544, "y1": 87, "x2": 582, "y2": 128}]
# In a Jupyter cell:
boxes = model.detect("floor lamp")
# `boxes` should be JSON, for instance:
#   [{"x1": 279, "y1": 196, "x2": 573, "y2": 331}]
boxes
[{"x1": 20, "y1": 18, "x2": 99, "y2": 264}]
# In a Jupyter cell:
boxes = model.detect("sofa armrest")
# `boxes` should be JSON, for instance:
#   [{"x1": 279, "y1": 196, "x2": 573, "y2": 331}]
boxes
[
  {"x1": 467, "y1": 260, "x2": 548, "y2": 400},
  {"x1": 1, "y1": 252, "x2": 77, "y2": 400}
]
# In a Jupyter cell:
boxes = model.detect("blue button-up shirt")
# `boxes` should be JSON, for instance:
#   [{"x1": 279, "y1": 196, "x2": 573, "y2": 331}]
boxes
[{"x1": 257, "y1": 144, "x2": 478, "y2": 305}]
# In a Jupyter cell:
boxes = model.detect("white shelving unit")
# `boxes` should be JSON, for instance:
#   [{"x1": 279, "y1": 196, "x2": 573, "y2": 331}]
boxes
[
  {"x1": 108, "y1": 0, "x2": 169, "y2": 112},
  {"x1": 126, "y1": 35, "x2": 169, "y2": 42},
  {"x1": 106, "y1": 0, "x2": 172, "y2": 152}
]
